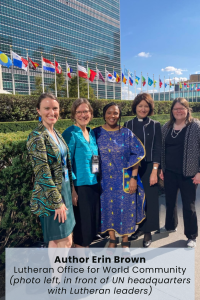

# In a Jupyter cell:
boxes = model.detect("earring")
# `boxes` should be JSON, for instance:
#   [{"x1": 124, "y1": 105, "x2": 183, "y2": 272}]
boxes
[{"x1": 39, "y1": 116, "x2": 42, "y2": 122}]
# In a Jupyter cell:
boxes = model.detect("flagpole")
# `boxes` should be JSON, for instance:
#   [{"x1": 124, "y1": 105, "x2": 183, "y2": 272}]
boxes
[
  {"x1": 179, "y1": 77, "x2": 180, "y2": 98},
  {"x1": 0, "y1": 65, "x2": 2, "y2": 90},
  {"x1": 174, "y1": 78, "x2": 175, "y2": 100},
  {"x1": 183, "y1": 81, "x2": 185, "y2": 99},
  {"x1": 66, "y1": 57, "x2": 69, "y2": 98},
  {"x1": 87, "y1": 61, "x2": 89, "y2": 99},
  {"x1": 113, "y1": 66, "x2": 115, "y2": 100},
  {"x1": 134, "y1": 71, "x2": 136, "y2": 98},
  {"x1": 192, "y1": 84, "x2": 194, "y2": 102},
  {"x1": 196, "y1": 83, "x2": 197, "y2": 102},
  {"x1": 96, "y1": 63, "x2": 98, "y2": 99},
  {"x1": 120, "y1": 67, "x2": 122, "y2": 100},
  {"x1": 188, "y1": 83, "x2": 189, "y2": 101},
  {"x1": 10, "y1": 45, "x2": 15, "y2": 95},
  {"x1": 77, "y1": 60, "x2": 79, "y2": 98},
  {"x1": 41, "y1": 52, "x2": 44, "y2": 93},
  {"x1": 26, "y1": 49, "x2": 31, "y2": 95},
  {"x1": 159, "y1": 75, "x2": 160, "y2": 101},
  {"x1": 169, "y1": 76, "x2": 170, "y2": 101},
  {"x1": 53, "y1": 55, "x2": 57, "y2": 97},
  {"x1": 164, "y1": 76, "x2": 165, "y2": 101},
  {"x1": 141, "y1": 72, "x2": 142, "y2": 92},
  {"x1": 128, "y1": 69, "x2": 129, "y2": 100},
  {"x1": 153, "y1": 74, "x2": 154, "y2": 100},
  {"x1": 105, "y1": 65, "x2": 107, "y2": 99},
  {"x1": 147, "y1": 73, "x2": 148, "y2": 93}
]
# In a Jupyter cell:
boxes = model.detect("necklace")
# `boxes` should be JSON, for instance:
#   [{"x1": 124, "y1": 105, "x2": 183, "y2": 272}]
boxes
[{"x1": 171, "y1": 125, "x2": 186, "y2": 138}]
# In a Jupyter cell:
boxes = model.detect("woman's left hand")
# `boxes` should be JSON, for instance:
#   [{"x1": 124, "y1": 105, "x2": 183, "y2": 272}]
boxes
[
  {"x1": 192, "y1": 172, "x2": 200, "y2": 184},
  {"x1": 129, "y1": 178, "x2": 137, "y2": 194},
  {"x1": 150, "y1": 171, "x2": 158, "y2": 186}
]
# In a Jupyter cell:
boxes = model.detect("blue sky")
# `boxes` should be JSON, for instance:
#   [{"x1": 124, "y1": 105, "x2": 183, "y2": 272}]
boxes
[{"x1": 120, "y1": 0, "x2": 200, "y2": 98}]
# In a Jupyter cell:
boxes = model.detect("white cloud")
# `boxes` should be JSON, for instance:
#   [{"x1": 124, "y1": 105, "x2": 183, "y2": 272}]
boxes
[
  {"x1": 161, "y1": 66, "x2": 187, "y2": 75},
  {"x1": 122, "y1": 86, "x2": 136, "y2": 100},
  {"x1": 195, "y1": 71, "x2": 200, "y2": 74},
  {"x1": 137, "y1": 52, "x2": 151, "y2": 58}
]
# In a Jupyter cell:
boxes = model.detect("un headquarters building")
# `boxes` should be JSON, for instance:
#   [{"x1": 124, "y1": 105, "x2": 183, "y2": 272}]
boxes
[{"x1": 0, "y1": 0, "x2": 121, "y2": 99}]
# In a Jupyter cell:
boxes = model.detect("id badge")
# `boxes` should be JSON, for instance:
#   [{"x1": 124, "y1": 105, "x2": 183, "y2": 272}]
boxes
[
  {"x1": 92, "y1": 155, "x2": 99, "y2": 174},
  {"x1": 64, "y1": 168, "x2": 69, "y2": 182}
]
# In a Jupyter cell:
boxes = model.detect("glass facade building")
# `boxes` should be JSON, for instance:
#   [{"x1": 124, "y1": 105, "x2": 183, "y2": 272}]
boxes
[{"x1": 0, "y1": 0, "x2": 121, "y2": 98}]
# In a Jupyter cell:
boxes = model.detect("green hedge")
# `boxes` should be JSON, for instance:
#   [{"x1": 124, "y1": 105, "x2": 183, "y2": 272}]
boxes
[
  {"x1": 2, "y1": 94, "x2": 200, "y2": 122},
  {"x1": 0, "y1": 132, "x2": 43, "y2": 262}
]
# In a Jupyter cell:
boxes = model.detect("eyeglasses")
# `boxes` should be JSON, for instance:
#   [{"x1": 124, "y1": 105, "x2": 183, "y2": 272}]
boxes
[
  {"x1": 173, "y1": 108, "x2": 186, "y2": 112},
  {"x1": 75, "y1": 110, "x2": 90, "y2": 116}
]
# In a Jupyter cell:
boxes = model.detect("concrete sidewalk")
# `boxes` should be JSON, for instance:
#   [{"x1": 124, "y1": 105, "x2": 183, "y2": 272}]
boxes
[{"x1": 91, "y1": 187, "x2": 200, "y2": 300}]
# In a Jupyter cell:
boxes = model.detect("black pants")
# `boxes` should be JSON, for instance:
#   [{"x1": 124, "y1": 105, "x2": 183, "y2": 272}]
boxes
[
  {"x1": 138, "y1": 161, "x2": 159, "y2": 233},
  {"x1": 164, "y1": 169, "x2": 198, "y2": 240}
]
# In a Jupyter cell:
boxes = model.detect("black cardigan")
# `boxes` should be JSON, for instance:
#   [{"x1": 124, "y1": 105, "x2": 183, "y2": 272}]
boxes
[
  {"x1": 161, "y1": 120, "x2": 200, "y2": 177},
  {"x1": 124, "y1": 117, "x2": 162, "y2": 163}
]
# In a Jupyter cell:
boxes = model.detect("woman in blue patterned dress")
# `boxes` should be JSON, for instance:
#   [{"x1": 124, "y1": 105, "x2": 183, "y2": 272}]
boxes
[{"x1": 93, "y1": 103, "x2": 145, "y2": 249}]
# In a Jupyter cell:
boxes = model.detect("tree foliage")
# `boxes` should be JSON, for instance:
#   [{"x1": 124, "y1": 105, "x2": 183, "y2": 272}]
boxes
[{"x1": 69, "y1": 76, "x2": 95, "y2": 99}]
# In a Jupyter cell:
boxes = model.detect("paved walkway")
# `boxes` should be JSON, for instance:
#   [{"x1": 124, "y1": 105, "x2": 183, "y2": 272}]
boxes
[{"x1": 91, "y1": 187, "x2": 200, "y2": 300}]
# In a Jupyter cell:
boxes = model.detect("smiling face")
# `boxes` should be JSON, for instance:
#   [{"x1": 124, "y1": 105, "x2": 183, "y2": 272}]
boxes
[
  {"x1": 104, "y1": 105, "x2": 120, "y2": 127},
  {"x1": 37, "y1": 97, "x2": 59, "y2": 128},
  {"x1": 136, "y1": 100, "x2": 150, "y2": 119},
  {"x1": 74, "y1": 103, "x2": 91, "y2": 127},
  {"x1": 172, "y1": 102, "x2": 188, "y2": 122}
]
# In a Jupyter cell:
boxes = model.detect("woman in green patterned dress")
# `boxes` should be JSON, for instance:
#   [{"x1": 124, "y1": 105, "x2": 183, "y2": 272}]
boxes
[{"x1": 27, "y1": 93, "x2": 75, "y2": 248}]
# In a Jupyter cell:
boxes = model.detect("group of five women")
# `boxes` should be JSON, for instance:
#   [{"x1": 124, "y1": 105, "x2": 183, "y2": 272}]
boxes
[{"x1": 27, "y1": 92, "x2": 199, "y2": 250}]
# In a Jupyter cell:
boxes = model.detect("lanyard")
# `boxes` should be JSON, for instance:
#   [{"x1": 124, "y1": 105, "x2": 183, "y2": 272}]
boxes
[{"x1": 47, "y1": 130, "x2": 67, "y2": 167}]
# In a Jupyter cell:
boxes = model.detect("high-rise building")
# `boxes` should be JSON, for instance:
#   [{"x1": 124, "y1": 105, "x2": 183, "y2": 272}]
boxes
[{"x1": 0, "y1": 0, "x2": 121, "y2": 98}]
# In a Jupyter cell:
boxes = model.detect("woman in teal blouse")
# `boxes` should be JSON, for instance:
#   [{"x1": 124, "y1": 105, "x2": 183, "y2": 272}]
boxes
[{"x1": 62, "y1": 98, "x2": 100, "y2": 247}]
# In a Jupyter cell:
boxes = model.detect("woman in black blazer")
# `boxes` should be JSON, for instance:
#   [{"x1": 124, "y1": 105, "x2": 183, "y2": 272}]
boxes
[{"x1": 124, "y1": 93, "x2": 162, "y2": 247}]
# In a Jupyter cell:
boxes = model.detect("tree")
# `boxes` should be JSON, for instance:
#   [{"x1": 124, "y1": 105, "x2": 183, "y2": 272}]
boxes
[
  {"x1": 32, "y1": 76, "x2": 43, "y2": 95},
  {"x1": 49, "y1": 72, "x2": 67, "y2": 97},
  {"x1": 69, "y1": 76, "x2": 95, "y2": 99}
]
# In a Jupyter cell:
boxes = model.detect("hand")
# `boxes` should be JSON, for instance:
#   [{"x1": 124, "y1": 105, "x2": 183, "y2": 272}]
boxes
[
  {"x1": 129, "y1": 178, "x2": 137, "y2": 194},
  {"x1": 72, "y1": 187, "x2": 78, "y2": 206},
  {"x1": 150, "y1": 171, "x2": 158, "y2": 186},
  {"x1": 54, "y1": 204, "x2": 67, "y2": 223},
  {"x1": 159, "y1": 169, "x2": 164, "y2": 181},
  {"x1": 192, "y1": 172, "x2": 200, "y2": 184}
]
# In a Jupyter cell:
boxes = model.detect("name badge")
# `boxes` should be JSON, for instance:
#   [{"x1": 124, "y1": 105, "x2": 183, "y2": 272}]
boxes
[
  {"x1": 92, "y1": 155, "x2": 99, "y2": 174},
  {"x1": 64, "y1": 168, "x2": 69, "y2": 182}
]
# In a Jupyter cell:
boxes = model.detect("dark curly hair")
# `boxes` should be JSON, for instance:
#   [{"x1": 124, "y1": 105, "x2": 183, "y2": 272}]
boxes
[{"x1": 103, "y1": 102, "x2": 122, "y2": 129}]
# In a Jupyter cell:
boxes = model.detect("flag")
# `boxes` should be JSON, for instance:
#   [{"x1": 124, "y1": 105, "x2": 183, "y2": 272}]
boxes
[
  {"x1": 195, "y1": 84, "x2": 198, "y2": 90},
  {"x1": 122, "y1": 73, "x2": 127, "y2": 84},
  {"x1": 97, "y1": 69, "x2": 105, "y2": 82},
  {"x1": 67, "y1": 64, "x2": 73, "y2": 78},
  {"x1": 165, "y1": 83, "x2": 167, "y2": 88},
  {"x1": 43, "y1": 58, "x2": 55, "y2": 72},
  {"x1": 170, "y1": 81, "x2": 172, "y2": 88},
  {"x1": 135, "y1": 76, "x2": 140, "y2": 85},
  {"x1": 114, "y1": 71, "x2": 120, "y2": 82},
  {"x1": 55, "y1": 61, "x2": 62, "y2": 74},
  {"x1": 129, "y1": 77, "x2": 133, "y2": 86},
  {"x1": 124, "y1": 68, "x2": 128, "y2": 76},
  {"x1": 159, "y1": 79, "x2": 163, "y2": 88},
  {"x1": 184, "y1": 82, "x2": 187, "y2": 87},
  {"x1": 0, "y1": 51, "x2": 12, "y2": 68},
  {"x1": 187, "y1": 84, "x2": 189, "y2": 89},
  {"x1": 12, "y1": 51, "x2": 28, "y2": 71},
  {"x1": 89, "y1": 69, "x2": 96, "y2": 82},
  {"x1": 179, "y1": 82, "x2": 182, "y2": 89},
  {"x1": 106, "y1": 70, "x2": 116, "y2": 82},
  {"x1": 148, "y1": 77, "x2": 153, "y2": 86},
  {"x1": 28, "y1": 57, "x2": 39, "y2": 70},
  {"x1": 142, "y1": 76, "x2": 146, "y2": 86},
  {"x1": 197, "y1": 85, "x2": 200, "y2": 91},
  {"x1": 87, "y1": 67, "x2": 91, "y2": 78},
  {"x1": 154, "y1": 80, "x2": 157, "y2": 87},
  {"x1": 78, "y1": 65, "x2": 88, "y2": 79},
  {"x1": 191, "y1": 84, "x2": 194, "y2": 90},
  {"x1": 129, "y1": 71, "x2": 134, "y2": 78}
]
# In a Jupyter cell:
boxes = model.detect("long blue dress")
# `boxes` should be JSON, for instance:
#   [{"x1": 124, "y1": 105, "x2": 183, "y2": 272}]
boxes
[{"x1": 93, "y1": 126, "x2": 146, "y2": 236}]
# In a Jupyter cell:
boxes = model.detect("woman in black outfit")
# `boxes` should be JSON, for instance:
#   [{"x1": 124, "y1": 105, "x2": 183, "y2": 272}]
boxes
[
  {"x1": 160, "y1": 98, "x2": 199, "y2": 248},
  {"x1": 124, "y1": 93, "x2": 162, "y2": 247}
]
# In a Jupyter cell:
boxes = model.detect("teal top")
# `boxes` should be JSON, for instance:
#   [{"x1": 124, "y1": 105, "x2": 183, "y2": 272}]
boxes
[{"x1": 62, "y1": 125, "x2": 98, "y2": 186}]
